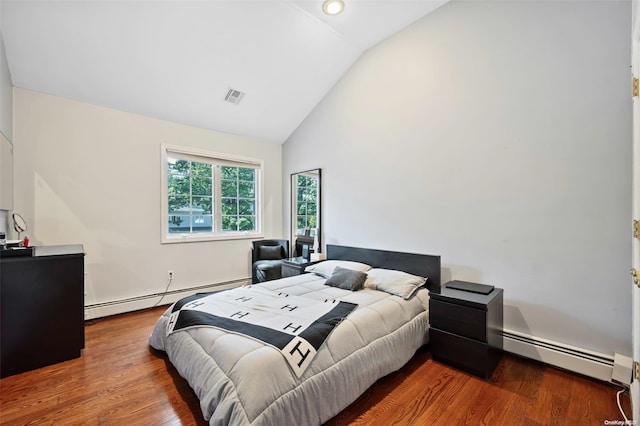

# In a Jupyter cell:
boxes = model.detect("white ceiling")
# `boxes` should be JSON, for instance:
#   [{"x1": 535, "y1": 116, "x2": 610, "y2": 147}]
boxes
[{"x1": 1, "y1": 0, "x2": 448, "y2": 143}]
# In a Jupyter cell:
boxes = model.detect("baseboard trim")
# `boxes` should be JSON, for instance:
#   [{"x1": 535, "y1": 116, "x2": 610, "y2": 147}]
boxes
[
  {"x1": 84, "y1": 277, "x2": 250, "y2": 320},
  {"x1": 502, "y1": 329, "x2": 614, "y2": 382}
]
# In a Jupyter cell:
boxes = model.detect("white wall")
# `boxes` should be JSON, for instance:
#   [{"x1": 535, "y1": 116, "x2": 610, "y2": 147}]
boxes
[
  {"x1": 13, "y1": 88, "x2": 283, "y2": 316},
  {"x1": 0, "y1": 0, "x2": 12, "y2": 143},
  {"x1": 283, "y1": 0, "x2": 632, "y2": 356},
  {"x1": 0, "y1": 33, "x2": 11, "y2": 143},
  {"x1": 0, "y1": 2, "x2": 14, "y2": 231}
]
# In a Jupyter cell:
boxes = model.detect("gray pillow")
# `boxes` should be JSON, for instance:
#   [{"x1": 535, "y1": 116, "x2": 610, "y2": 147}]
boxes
[
  {"x1": 259, "y1": 245, "x2": 283, "y2": 260},
  {"x1": 325, "y1": 266, "x2": 367, "y2": 291}
]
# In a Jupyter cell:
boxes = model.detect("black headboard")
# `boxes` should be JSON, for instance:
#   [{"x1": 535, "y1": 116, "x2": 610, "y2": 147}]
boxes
[{"x1": 326, "y1": 244, "x2": 441, "y2": 293}]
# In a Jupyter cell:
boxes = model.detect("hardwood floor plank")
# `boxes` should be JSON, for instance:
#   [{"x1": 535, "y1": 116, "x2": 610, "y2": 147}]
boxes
[
  {"x1": 522, "y1": 364, "x2": 571, "y2": 425},
  {"x1": 0, "y1": 306, "x2": 631, "y2": 426}
]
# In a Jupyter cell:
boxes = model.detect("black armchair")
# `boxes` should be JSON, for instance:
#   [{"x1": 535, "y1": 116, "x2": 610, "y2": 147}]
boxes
[{"x1": 251, "y1": 239, "x2": 289, "y2": 283}]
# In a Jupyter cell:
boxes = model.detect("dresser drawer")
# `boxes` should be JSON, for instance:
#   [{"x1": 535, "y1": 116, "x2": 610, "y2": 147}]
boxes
[
  {"x1": 430, "y1": 328, "x2": 493, "y2": 379},
  {"x1": 429, "y1": 299, "x2": 487, "y2": 342}
]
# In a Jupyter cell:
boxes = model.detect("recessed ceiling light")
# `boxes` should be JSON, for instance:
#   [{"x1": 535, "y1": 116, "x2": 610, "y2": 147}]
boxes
[{"x1": 322, "y1": 0, "x2": 345, "y2": 15}]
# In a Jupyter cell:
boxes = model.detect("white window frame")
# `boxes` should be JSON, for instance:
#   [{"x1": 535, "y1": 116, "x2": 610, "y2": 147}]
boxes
[{"x1": 161, "y1": 143, "x2": 264, "y2": 244}]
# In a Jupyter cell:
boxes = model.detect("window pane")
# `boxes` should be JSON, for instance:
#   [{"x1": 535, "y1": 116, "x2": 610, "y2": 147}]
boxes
[
  {"x1": 222, "y1": 198, "x2": 238, "y2": 215},
  {"x1": 238, "y1": 216, "x2": 254, "y2": 231},
  {"x1": 192, "y1": 176, "x2": 212, "y2": 196},
  {"x1": 238, "y1": 168, "x2": 254, "y2": 181},
  {"x1": 191, "y1": 162, "x2": 212, "y2": 177},
  {"x1": 221, "y1": 180, "x2": 238, "y2": 197},
  {"x1": 221, "y1": 166, "x2": 238, "y2": 180},
  {"x1": 191, "y1": 215, "x2": 212, "y2": 233},
  {"x1": 192, "y1": 196, "x2": 212, "y2": 215},
  {"x1": 168, "y1": 175, "x2": 189, "y2": 195},
  {"x1": 168, "y1": 195, "x2": 190, "y2": 213},
  {"x1": 297, "y1": 216, "x2": 306, "y2": 230},
  {"x1": 168, "y1": 159, "x2": 190, "y2": 176},
  {"x1": 222, "y1": 216, "x2": 237, "y2": 231},
  {"x1": 238, "y1": 181, "x2": 254, "y2": 198},
  {"x1": 168, "y1": 215, "x2": 190, "y2": 233},
  {"x1": 238, "y1": 199, "x2": 254, "y2": 215},
  {"x1": 308, "y1": 215, "x2": 317, "y2": 228}
]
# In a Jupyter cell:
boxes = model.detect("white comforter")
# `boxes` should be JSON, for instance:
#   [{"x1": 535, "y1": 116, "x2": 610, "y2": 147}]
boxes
[{"x1": 149, "y1": 273, "x2": 430, "y2": 425}]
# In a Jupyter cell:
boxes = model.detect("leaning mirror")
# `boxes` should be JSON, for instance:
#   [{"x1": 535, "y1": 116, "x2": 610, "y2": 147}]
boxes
[
  {"x1": 291, "y1": 169, "x2": 321, "y2": 256},
  {"x1": 12, "y1": 213, "x2": 27, "y2": 240}
]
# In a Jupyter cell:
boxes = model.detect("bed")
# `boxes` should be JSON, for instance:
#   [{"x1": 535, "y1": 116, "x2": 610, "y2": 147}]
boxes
[{"x1": 149, "y1": 244, "x2": 441, "y2": 425}]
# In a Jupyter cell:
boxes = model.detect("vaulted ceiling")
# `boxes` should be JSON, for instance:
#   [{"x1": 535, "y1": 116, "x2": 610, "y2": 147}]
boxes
[{"x1": 1, "y1": 1, "x2": 448, "y2": 143}]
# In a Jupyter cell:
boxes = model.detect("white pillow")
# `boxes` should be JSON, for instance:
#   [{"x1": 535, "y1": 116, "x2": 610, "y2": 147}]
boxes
[
  {"x1": 364, "y1": 268, "x2": 427, "y2": 299},
  {"x1": 305, "y1": 260, "x2": 372, "y2": 278}
]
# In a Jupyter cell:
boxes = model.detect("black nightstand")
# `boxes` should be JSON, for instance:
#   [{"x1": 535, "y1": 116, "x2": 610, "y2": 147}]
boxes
[
  {"x1": 429, "y1": 281, "x2": 503, "y2": 379},
  {"x1": 281, "y1": 257, "x2": 320, "y2": 278}
]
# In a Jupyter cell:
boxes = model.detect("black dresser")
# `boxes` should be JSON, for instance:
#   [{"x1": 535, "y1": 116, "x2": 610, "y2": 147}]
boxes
[
  {"x1": 1, "y1": 244, "x2": 85, "y2": 377},
  {"x1": 429, "y1": 281, "x2": 503, "y2": 379}
]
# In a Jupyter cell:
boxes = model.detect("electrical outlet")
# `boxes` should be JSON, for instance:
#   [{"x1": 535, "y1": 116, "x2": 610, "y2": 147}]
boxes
[{"x1": 168, "y1": 270, "x2": 174, "y2": 280}]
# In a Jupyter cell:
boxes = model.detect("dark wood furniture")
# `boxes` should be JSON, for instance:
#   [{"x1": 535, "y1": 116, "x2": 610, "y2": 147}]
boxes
[
  {"x1": 0, "y1": 244, "x2": 85, "y2": 378},
  {"x1": 429, "y1": 281, "x2": 503, "y2": 379},
  {"x1": 281, "y1": 257, "x2": 321, "y2": 278}
]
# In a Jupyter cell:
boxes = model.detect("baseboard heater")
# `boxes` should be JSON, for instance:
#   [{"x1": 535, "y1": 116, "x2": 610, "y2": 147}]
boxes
[
  {"x1": 84, "y1": 277, "x2": 250, "y2": 320},
  {"x1": 501, "y1": 329, "x2": 614, "y2": 382}
]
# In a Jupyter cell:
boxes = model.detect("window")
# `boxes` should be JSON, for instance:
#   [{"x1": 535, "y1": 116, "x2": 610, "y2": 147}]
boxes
[{"x1": 161, "y1": 144, "x2": 263, "y2": 243}]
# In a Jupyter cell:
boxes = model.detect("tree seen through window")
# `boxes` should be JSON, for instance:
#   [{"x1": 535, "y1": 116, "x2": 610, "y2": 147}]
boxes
[{"x1": 167, "y1": 156, "x2": 257, "y2": 234}]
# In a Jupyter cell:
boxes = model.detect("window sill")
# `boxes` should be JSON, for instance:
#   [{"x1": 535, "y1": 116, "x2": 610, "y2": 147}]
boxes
[{"x1": 162, "y1": 232, "x2": 264, "y2": 244}]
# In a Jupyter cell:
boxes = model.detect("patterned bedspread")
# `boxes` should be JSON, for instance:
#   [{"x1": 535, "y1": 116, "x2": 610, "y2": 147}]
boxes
[{"x1": 150, "y1": 273, "x2": 430, "y2": 425}]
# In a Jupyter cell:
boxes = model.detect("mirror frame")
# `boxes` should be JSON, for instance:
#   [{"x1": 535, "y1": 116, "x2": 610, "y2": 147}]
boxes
[
  {"x1": 290, "y1": 168, "x2": 321, "y2": 256},
  {"x1": 12, "y1": 213, "x2": 27, "y2": 239}
]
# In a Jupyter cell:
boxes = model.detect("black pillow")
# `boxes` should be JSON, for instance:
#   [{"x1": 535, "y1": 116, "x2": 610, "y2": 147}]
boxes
[
  {"x1": 259, "y1": 245, "x2": 283, "y2": 260},
  {"x1": 325, "y1": 266, "x2": 367, "y2": 291}
]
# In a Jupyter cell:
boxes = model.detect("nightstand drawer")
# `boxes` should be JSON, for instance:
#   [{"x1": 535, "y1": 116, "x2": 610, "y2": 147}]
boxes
[
  {"x1": 430, "y1": 328, "x2": 494, "y2": 379},
  {"x1": 429, "y1": 299, "x2": 487, "y2": 342}
]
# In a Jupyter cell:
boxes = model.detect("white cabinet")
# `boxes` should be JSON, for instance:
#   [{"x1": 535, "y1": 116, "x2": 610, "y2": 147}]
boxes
[{"x1": 0, "y1": 132, "x2": 13, "y2": 210}]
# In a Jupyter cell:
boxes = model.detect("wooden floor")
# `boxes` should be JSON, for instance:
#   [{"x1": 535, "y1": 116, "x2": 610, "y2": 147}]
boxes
[{"x1": 0, "y1": 306, "x2": 632, "y2": 425}]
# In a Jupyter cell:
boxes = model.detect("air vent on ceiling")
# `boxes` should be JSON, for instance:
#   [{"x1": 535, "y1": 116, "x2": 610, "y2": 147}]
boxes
[{"x1": 224, "y1": 88, "x2": 245, "y2": 105}]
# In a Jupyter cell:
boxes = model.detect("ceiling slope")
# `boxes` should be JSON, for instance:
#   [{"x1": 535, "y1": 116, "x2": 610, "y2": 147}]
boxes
[{"x1": 1, "y1": 0, "x2": 447, "y2": 143}]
